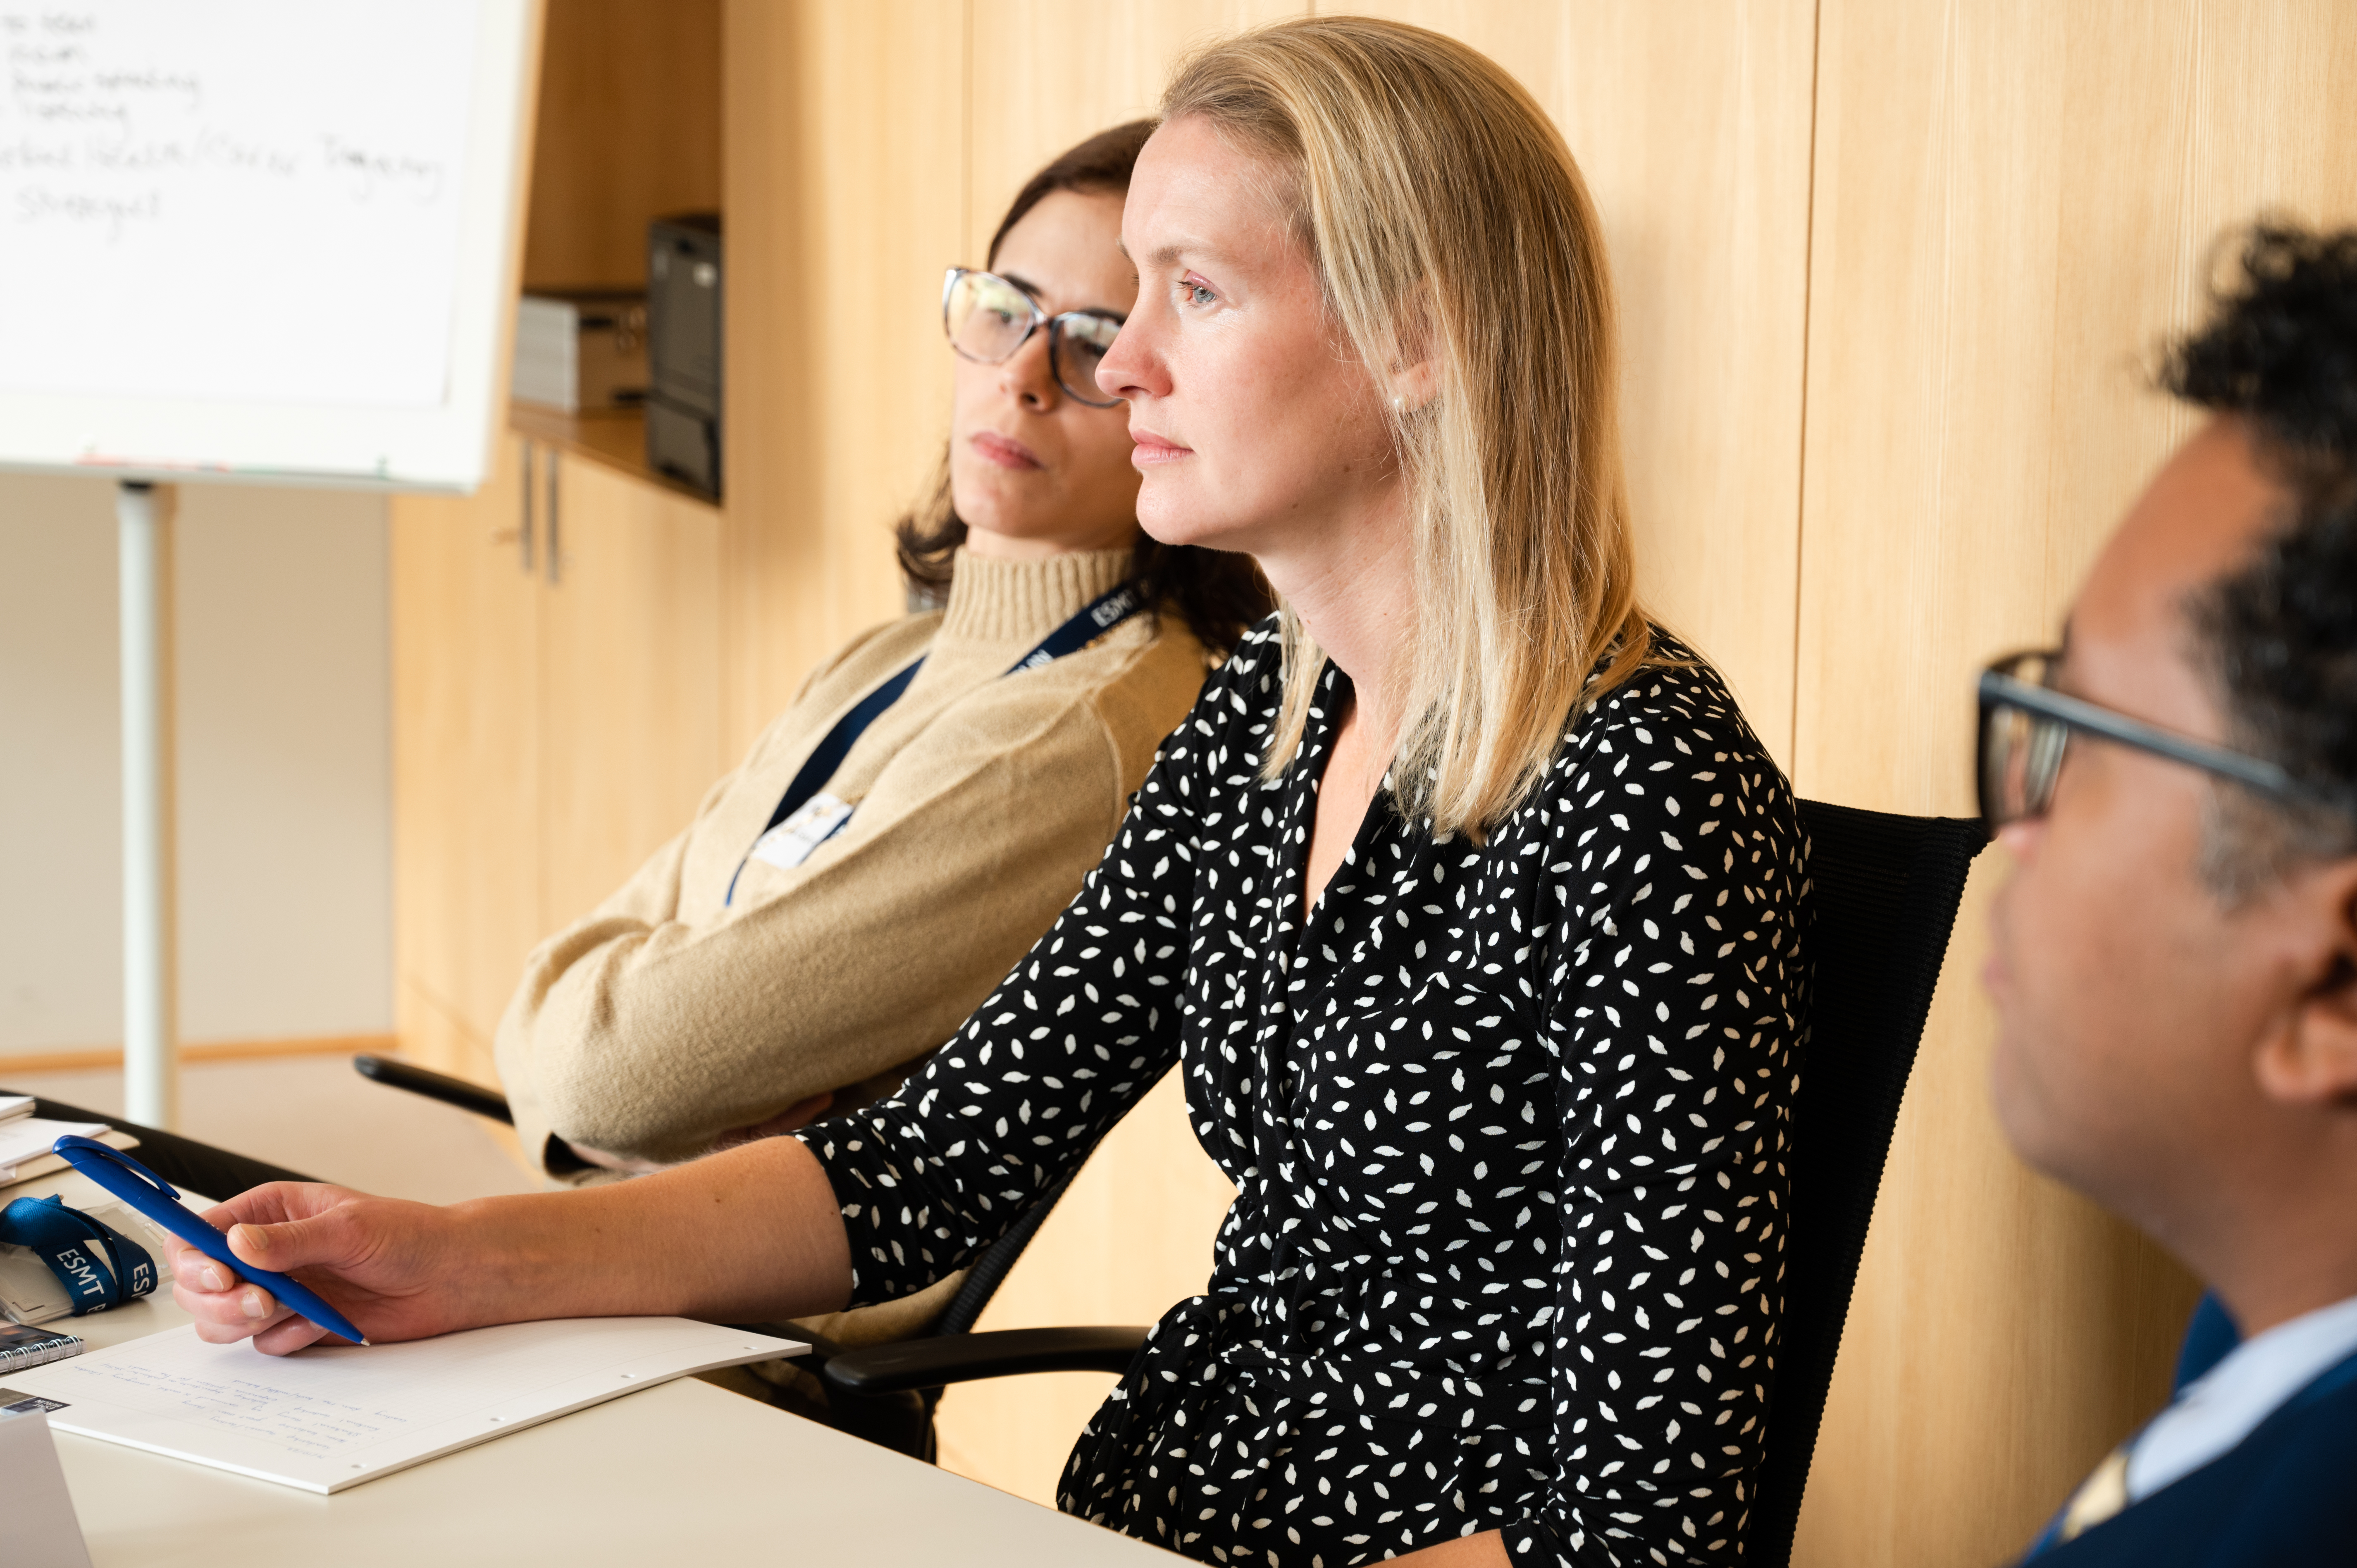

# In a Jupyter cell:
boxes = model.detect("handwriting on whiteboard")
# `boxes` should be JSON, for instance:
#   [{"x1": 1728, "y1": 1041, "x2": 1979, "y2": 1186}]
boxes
[{"x1": 0, "y1": 1, "x2": 482, "y2": 408}]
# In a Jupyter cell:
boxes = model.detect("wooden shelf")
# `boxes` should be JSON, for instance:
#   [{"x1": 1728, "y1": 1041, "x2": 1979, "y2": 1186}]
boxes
[{"x1": 506, "y1": 401, "x2": 716, "y2": 512}]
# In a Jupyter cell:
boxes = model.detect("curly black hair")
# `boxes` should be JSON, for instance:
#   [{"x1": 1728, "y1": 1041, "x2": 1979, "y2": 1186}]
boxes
[{"x1": 2163, "y1": 223, "x2": 2357, "y2": 881}]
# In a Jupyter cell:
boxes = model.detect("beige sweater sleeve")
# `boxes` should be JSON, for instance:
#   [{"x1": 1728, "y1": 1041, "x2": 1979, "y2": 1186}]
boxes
[
  {"x1": 494, "y1": 677, "x2": 1140, "y2": 1168},
  {"x1": 490, "y1": 768, "x2": 718, "y2": 1166}
]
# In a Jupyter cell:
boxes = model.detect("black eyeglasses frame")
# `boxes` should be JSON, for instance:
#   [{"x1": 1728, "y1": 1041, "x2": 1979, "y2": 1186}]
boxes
[
  {"x1": 1974, "y1": 649, "x2": 2346, "y2": 838},
  {"x1": 940, "y1": 266, "x2": 1126, "y2": 409}
]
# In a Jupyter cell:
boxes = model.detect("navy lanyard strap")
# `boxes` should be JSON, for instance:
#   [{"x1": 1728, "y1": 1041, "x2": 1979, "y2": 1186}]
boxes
[
  {"x1": 1005, "y1": 580, "x2": 1143, "y2": 672},
  {"x1": 754, "y1": 658, "x2": 925, "y2": 844},
  {"x1": 725, "y1": 581, "x2": 1144, "y2": 904},
  {"x1": 0, "y1": 1193, "x2": 160, "y2": 1315}
]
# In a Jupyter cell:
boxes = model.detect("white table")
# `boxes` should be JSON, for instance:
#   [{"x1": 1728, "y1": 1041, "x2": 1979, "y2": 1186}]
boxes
[{"x1": 5, "y1": 1166, "x2": 1172, "y2": 1566}]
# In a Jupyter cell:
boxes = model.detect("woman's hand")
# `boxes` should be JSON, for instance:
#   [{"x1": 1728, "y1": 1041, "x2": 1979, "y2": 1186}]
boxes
[
  {"x1": 167, "y1": 1183, "x2": 488, "y2": 1355},
  {"x1": 167, "y1": 1139, "x2": 857, "y2": 1356}
]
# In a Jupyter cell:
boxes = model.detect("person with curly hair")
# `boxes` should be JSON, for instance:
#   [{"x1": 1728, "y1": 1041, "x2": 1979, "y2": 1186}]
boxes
[{"x1": 1981, "y1": 222, "x2": 2357, "y2": 1563}]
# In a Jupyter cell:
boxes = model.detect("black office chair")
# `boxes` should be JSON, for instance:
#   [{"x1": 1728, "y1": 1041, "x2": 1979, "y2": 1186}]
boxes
[
  {"x1": 1746, "y1": 800, "x2": 1985, "y2": 1565},
  {"x1": 813, "y1": 800, "x2": 1987, "y2": 1562},
  {"x1": 354, "y1": 1054, "x2": 515, "y2": 1123}
]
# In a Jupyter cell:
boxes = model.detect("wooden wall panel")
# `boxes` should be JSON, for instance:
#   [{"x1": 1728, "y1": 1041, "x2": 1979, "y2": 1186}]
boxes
[
  {"x1": 524, "y1": 0, "x2": 723, "y2": 290},
  {"x1": 389, "y1": 433, "x2": 543, "y2": 1081},
  {"x1": 1332, "y1": 0, "x2": 1817, "y2": 766},
  {"x1": 536, "y1": 455, "x2": 724, "y2": 933},
  {"x1": 1792, "y1": 2, "x2": 2357, "y2": 1562},
  {"x1": 722, "y1": 0, "x2": 969, "y2": 763},
  {"x1": 966, "y1": 0, "x2": 1305, "y2": 265}
]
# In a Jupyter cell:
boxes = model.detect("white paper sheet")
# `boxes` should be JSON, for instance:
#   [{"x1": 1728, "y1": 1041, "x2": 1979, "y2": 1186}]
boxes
[
  {"x1": 4, "y1": 1318, "x2": 804, "y2": 1493},
  {"x1": 0, "y1": 1119, "x2": 112, "y2": 1184},
  {"x1": 0, "y1": 1126, "x2": 139, "y2": 1190}
]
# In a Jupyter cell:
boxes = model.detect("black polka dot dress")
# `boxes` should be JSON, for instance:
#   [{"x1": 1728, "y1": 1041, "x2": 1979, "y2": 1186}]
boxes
[{"x1": 799, "y1": 622, "x2": 1810, "y2": 1567}]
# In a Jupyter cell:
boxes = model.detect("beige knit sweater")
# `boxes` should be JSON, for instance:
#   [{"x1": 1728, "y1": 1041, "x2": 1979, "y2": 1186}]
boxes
[{"x1": 494, "y1": 546, "x2": 1210, "y2": 1178}]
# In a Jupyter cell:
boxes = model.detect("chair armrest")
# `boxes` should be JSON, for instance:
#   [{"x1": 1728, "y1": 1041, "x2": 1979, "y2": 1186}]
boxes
[
  {"x1": 352, "y1": 1055, "x2": 515, "y2": 1125},
  {"x1": 724, "y1": 1323, "x2": 846, "y2": 1365},
  {"x1": 821, "y1": 1326, "x2": 1149, "y2": 1396}
]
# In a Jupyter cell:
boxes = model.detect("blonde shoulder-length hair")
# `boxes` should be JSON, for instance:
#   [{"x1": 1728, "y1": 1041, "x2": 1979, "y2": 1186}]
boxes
[{"x1": 1164, "y1": 17, "x2": 1655, "y2": 837}]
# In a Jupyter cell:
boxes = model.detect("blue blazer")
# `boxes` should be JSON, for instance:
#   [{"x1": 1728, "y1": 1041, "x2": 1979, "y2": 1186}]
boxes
[{"x1": 2035, "y1": 1345, "x2": 2357, "y2": 1565}]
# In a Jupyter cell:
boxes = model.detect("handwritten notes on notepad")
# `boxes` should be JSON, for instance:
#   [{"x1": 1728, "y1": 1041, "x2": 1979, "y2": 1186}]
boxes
[{"x1": 2, "y1": 1318, "x2": 803, "y2": 1492}]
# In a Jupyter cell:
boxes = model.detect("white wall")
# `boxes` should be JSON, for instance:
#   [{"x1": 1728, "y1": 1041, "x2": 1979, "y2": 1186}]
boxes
[{"x1": 0, "y1": 472, "x2": 391, "y2": 1056}]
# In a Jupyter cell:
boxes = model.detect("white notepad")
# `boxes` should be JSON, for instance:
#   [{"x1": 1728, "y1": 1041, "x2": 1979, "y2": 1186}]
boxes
[
  {"x1": 0, "y1": 1118, "x2": 122, "y2": 1184},
  {"x1": 2, "y1": 1318, "x2": 803, "y2": 1493}
]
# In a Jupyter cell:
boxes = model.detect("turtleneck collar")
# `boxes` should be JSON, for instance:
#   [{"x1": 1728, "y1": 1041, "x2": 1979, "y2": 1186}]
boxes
[{"x1": 935, "y1": 544, "x2": 1135, "y2": 651}]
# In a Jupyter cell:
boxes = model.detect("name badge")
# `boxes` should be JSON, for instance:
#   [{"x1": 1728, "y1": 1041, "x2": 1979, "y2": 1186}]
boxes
[{"x1": 747, "y1": 792, "x2": 854, "y2": 872}]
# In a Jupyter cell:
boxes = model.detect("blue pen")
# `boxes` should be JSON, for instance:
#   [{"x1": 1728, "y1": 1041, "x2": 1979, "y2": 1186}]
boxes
[{"x1": 51, "y1": 1135, "x2": 371, "y2": 1346}]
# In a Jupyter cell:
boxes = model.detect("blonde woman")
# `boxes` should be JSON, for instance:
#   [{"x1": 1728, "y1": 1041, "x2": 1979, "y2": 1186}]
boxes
[{"x1": 173, "y1": 20, "x2": 1807, "y2": 1567}]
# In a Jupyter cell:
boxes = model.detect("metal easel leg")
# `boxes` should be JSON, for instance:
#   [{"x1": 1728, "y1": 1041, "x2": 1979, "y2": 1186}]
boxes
[{"x1": 117, "y1": 479, "x2": 179, "y2": 1131}]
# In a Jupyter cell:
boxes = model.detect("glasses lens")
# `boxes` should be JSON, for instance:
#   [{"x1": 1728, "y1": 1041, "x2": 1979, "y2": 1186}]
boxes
[
  {"x1": 2021, "y1": 712, "x2": 2069, "y2": 815},
  {"x1": 945, "y1": 271, "x2": 1035, "y2": 364},
  {"x1": 1981, "y1": 655, "x2": 2068, "y2": 829},
  {"x1": 1983, "y1": 702, "x2": 2028, "y2": 825},
  {"x1": 1050, "y1": 312, "x2": 1123, "y2": 406}
]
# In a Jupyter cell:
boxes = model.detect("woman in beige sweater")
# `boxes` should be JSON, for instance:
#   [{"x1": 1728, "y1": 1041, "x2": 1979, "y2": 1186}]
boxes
[{"x1": 496, "y1": 121, "x2": 1267, "y2": 1186}]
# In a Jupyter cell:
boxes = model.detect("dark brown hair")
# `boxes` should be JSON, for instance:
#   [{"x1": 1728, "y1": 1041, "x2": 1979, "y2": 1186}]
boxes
[{"x1": 894, "y1": 119, "x2": 1274, "y2": 655}]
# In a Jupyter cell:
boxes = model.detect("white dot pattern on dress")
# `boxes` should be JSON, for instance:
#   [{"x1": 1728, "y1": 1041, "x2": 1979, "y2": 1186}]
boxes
[{"x1": 802, "y1": 621, "x2": 1809, "y2": 1568}]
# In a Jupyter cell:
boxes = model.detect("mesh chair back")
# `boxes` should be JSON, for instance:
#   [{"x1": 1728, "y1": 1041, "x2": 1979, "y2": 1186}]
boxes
[
  {"x1": 1747, "y1": 801, "x2": 1985, "y2": 1566},
  {"x1": 929, "y1": 1169, "x2": 1078, "y2": 1338}
]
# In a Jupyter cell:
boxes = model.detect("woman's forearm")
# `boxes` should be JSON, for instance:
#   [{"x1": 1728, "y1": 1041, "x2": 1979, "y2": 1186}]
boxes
[{"x1": 450, "y1": 1136, "x2": 854, "y2": 1327}]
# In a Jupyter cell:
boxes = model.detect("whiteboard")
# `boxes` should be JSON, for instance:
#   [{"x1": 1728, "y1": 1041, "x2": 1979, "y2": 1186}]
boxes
[{"x1": 0, "y1": 0, "x2": 536, "y2": 492}]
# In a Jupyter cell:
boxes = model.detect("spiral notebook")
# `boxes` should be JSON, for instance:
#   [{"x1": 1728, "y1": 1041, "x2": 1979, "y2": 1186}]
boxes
[
  {"x1": 0, "y1": 1323, "x2": 84, "y2": 1372},
  {"x1": 0, "y1": 1317, "x2": 803, "y2": 1493}
]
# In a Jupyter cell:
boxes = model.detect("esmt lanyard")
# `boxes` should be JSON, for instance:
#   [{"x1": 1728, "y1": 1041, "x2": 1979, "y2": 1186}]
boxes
[
  {"x1": 724, "y1": 581, "x2": 1144, "y2": 904},
  {"x1": 0, "y1": 1193, "x2": 159, "y2": 1315}
]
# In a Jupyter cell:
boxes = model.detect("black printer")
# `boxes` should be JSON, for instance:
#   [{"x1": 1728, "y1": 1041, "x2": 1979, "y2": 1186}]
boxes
[{"x1": 646, "y1": 212, "x2": 722, "y2": 498}]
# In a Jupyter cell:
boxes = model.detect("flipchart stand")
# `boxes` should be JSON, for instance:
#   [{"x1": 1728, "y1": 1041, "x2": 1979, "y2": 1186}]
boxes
[{"x1": 115, "y1": 480, "x2": 178, "y2": 1130}]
